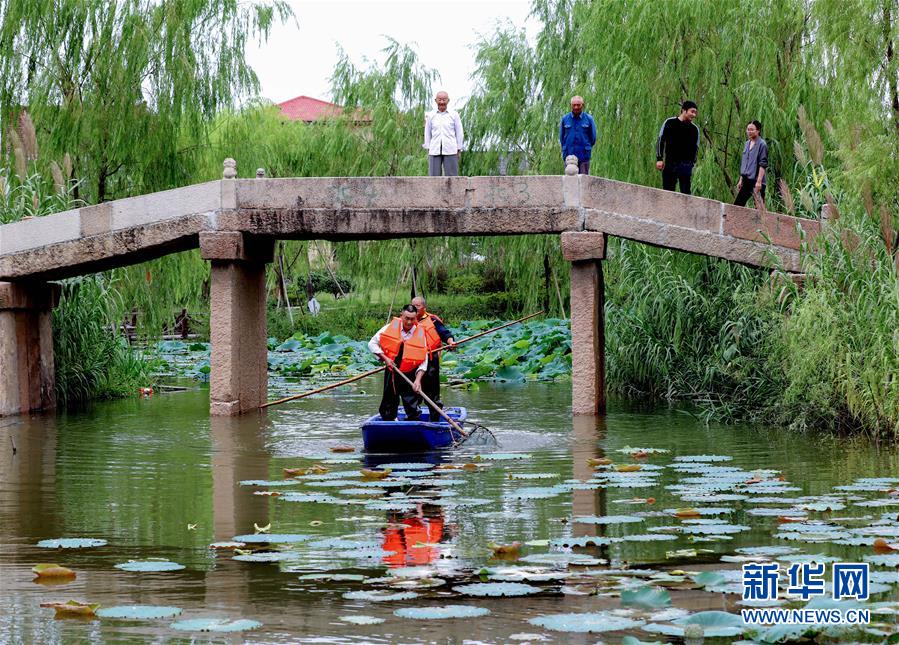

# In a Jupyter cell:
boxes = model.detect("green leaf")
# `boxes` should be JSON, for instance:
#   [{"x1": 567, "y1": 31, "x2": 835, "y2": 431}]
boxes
[{"x1": 620, "y1": 586, "x2": 671, "y2": 609}]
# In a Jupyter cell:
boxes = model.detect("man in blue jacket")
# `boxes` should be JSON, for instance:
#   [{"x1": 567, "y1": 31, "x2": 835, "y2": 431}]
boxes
[{"x1": 559, "y1": 96, "x2": 597, "y2": 175}]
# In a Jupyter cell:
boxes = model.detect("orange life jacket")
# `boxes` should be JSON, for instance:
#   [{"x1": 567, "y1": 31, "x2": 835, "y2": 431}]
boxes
[
  {"x1": 380, "y1": 318, "x2": 428, "y2": 372},
  {"x1": 417, "y1": 313, "x2": 445, "y2": 353}
]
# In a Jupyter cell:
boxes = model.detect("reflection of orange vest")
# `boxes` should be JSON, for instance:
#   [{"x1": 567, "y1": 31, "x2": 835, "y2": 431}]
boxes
[
  {"x1": 417, "y1": 314, "x2": 445, "y2": 353},
  {"x1": 382, "y1": 517, "x2": 446, "y2": 567},
  {"x1": 380, "y1": 319, "x2": 428, "y2": 372}
]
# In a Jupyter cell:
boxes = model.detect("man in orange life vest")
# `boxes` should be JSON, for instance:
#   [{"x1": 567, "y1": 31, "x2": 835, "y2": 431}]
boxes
[
  {"x1": 411, "y1": 296, "x2": 456, "y2": 418},
  {"x1": 368, "y1": 304, "x2": 428, "y2": 421}
]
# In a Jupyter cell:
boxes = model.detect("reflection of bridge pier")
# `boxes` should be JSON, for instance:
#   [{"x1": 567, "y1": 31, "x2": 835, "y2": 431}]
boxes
[
  {"x1": 208, "y1": 414, "x2": 272, "y2": 541},
  {"x1": 204, "y1": 414, "x2": 273, "y2": 611},
  {"x1": 0, "y1": 415, "x2": 60, "y2": 541},
  {"x1": 571, "y1": 415, "x2": 607, "y2": 540}
]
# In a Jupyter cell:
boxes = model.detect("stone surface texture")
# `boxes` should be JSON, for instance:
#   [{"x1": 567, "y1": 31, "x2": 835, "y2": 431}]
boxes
[
  {"x1": 569, "y1": 261, "x2": 605, "y2": 415},
  {"x1": 0, "y1": 282, "x2": 59, "y2": 416},
  {"x1": 207, "y1": 235, "x2": 273, "y2": 416},
  {"x1": 0, "y1": 175, "x2": 817, "y2": 279},
  {"x1": 561, "y1": 231, "x2": 606, "y2": 262},
  {"x1": 723, "y1": 204, "x2": 820, "y2": 250}
]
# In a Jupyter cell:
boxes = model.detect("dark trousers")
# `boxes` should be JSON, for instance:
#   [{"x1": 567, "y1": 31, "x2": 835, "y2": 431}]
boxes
[
  {"x1": 379, "y1": 368, "x2": 422, "y2": 421},
  {"x1": 428, "y1": 154, "x2": 459, "y2": 177},
  {"x1": 578, "y1": 160, "x2": 590, "y2": 175},
  {"x1": 734, "y1": 176, "x2": 766, "y2": 207},
  {"x1": 662, "y1": 162, "x2": 693, "y2": 194},
  {"x1": 422, "y1": 353, "x2": 442, "y2": 418}
]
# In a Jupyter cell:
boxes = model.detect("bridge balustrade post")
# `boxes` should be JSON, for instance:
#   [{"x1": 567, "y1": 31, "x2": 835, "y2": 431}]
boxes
[
  {"x1": 561, "y1": 232, "x2": 607, "y2": 416},
  {"x1": 0, "y1": 282, "x2": 60, "y2": 416},
  {"x1": 200, "y1": 232, "x2": 274, "y2": 416}
]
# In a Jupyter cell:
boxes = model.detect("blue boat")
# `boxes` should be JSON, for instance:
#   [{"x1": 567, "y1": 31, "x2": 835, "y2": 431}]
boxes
[{"x1": 362, "y1": 407, "x2": 467, "y2": 453}]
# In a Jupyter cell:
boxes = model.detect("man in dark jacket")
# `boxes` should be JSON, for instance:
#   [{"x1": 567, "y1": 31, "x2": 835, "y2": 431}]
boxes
[
  {"x1": 655, "y1": 100, "x2": 700, "y2": 194},
  {"x1": 560, "y1": 96, "x2": 597, "y2": 175}
]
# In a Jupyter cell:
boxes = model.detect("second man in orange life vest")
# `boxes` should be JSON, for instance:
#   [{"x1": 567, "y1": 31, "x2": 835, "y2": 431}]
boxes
[
  {"x1": 411, "y1": 296, "x2": 456, "y2": 419},
  {"x1": 368, "y1": 304, "x2": 428, "y2": 421}
]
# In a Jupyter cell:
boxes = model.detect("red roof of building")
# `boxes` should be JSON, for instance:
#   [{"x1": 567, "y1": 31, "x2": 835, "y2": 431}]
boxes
[{"x1": 276, "y1": 95, "x2": 344, "y2": 122}]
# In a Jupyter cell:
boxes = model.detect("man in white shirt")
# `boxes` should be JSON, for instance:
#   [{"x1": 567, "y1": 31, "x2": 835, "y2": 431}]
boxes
[
  {"x1": 368, "y1": 305, "x2": 428, "y2": 421},
  {"x1": 423, "y1": 91, "x2": 464, "y2": 177}
]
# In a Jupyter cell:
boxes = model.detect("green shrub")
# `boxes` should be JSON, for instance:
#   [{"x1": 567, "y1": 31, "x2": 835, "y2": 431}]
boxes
[
  {"x1": 54, "y1": 276, "x2": 151, "y2": 405},
  {"x1": 447, "y1": 273, "x2": 485, "y2": 295}
]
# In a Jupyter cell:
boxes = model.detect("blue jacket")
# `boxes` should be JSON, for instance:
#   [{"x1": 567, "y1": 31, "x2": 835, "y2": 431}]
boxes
[{"x1": 559, "y1": 112, "x2": 597, "y2": 161}]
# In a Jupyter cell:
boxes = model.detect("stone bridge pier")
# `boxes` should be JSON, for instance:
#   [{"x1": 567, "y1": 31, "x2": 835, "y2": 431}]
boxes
[
  {"x1": 561, "y1": 232, "x2": 607, "y2": 416},
  {"x1": 0, "y1": 282, "x2": 59, "y2": 416},
  {"x1": 199, "y1": 232, "x2": 273, "y2": 416}
]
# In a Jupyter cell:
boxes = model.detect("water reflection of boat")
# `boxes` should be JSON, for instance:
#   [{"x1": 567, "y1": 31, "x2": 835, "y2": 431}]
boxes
[{"x1": 361, "y1": 406, "x2": 467, "y2": 453}]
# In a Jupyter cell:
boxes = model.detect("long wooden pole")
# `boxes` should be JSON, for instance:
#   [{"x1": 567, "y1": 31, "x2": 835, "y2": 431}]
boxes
[{"x1": 260, "y1": 310, "x2": 544, "y2": 409}]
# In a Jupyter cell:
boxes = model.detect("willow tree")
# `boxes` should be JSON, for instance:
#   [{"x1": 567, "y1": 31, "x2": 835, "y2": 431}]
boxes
[
  {"x1": 0, "y1": 0, "x2": 293, "y2": 202},
  {"x1": 467, "y1": 0, "x2": 838, "y2": 201}
]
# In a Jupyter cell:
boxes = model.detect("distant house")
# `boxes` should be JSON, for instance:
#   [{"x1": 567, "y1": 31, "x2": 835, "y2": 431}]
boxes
[{"x1": 276, "y1": 95, "x2": 370, "y2": 125}]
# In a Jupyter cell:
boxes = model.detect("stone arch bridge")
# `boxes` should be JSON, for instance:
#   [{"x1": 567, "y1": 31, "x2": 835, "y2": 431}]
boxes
[{"x1": 0, "y1": 163, "x2": 820, "y2": 417}]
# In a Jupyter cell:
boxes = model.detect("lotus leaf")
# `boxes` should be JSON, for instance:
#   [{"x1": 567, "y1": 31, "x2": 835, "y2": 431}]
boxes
[
  {"x1": 643, "y1": 610, "x2": 744, "y2": 637},
  {"x1": 620, "y1": 586, "x2": 671, "y2": 609},
  {"x1": 505, "y1": 486, "x2": 567, "y2": 500},
  {"x1": 453, "y1": 582, "x2": 541, "y2": 597},
  {"x1": 231, "y1": 534, "x2": 310, "y2": 543},
  {"x1": 97, "y1": 605, "x2": 182, "y2": 619},
  {"x1": 691, "y1": 571, "x2": 727, "y2": 587},
  {"x1": 394, "y1": 605, "x2": 491, "y2": 619},
  {"x1": 865, "y1": 553, "x2": 899, "y2": 567},
  {"x1": 574, "y1": 514, "x2": 644, "y2": 524},
  {"x1": 170, "y1": 618, "x2": 262, "y2": 632},
  {"x1": 622, "y1": 534, "x2": 678, "y2": 542},
  {"x1": 342, "y1": 590, "x2": 419, "y2": 601},
  {"x1": 114, "y1": 560, "x2": 185, "y2": 572},
  {"x1": 339, "y1": 615, "x2": 385, "y2": 625},
  {"x1": 232, "y1": 552, "x2": 297, "y2": 563},
  {"x1": 529, "y1": 611, "x2": 645, "y2": 633},
  {"x1": 519, "y1": 552, "x2": 604, "y2": 566},
  {"x1": 32, "y1": 564, "x2": 76, "y2": 579},
  {"x1": 549, "y1": 536, "x2": 621, "y2": 548},
  {"x1": 239, "y1": 479, "x2": 302, "y2": 487},
  {"x1": 37, "y1": 538, "x2": 107, "y2": 549},
  {"x1": 475, "y1": 453, "x2": 532, "y2": 460},
  {"x1": 40, "y1": 600, "x2": 100, "y2": 617}
]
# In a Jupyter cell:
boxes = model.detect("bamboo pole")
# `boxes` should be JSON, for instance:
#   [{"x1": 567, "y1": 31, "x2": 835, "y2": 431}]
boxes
[{"x1": 260, "y1": 310, "x2": 544, "y2": 409}]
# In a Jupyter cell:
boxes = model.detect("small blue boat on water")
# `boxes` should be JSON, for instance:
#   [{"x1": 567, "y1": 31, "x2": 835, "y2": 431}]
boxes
[{"x1": 362, "y1": 407, "x2": 467, "y2": 453}]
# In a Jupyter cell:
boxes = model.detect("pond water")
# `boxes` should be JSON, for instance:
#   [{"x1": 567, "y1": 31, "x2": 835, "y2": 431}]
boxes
[{"x1": 1, "y1": 380, "x2": 898, "y2": 643}]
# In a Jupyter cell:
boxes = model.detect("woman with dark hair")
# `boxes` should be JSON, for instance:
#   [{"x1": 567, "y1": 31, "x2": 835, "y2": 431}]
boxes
[{"x1": 734, "y1": 120, "x2": 768, "y2": 208}]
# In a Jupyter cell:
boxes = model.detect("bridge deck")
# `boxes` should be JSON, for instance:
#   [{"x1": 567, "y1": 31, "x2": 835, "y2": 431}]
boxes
[{"x1": 0, "y1": 175, "x2": 820, "y2": 281}]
